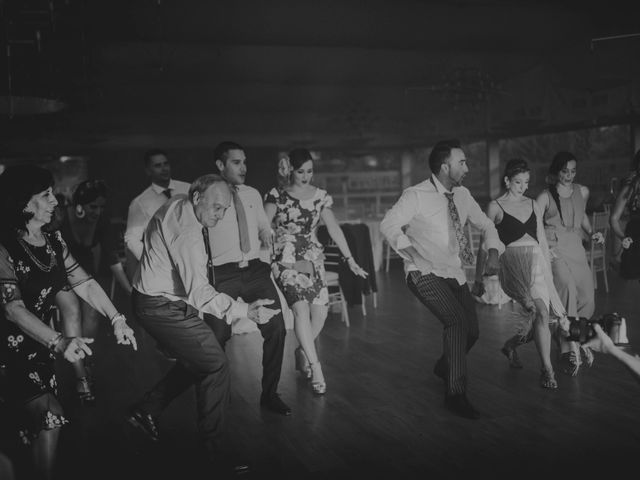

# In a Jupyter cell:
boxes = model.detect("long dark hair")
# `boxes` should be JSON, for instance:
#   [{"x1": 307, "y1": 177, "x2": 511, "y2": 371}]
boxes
[
  {"x1": 0, "y1": 165, "x2": 54, "y2": 241},
  {"x1": 547, "y1": 151, "x2": 576, "y2": 224}
]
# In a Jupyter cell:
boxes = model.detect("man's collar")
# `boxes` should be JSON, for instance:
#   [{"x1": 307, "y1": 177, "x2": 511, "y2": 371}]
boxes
[
  {"x1": 430, "y1": 175, "x2": 452, "y2": 194},
  {"x1": 151, "y1": 180, "x2": 173, "y2": 194}
]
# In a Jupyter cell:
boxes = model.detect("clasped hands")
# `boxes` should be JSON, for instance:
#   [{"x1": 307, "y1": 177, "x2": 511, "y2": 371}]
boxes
[
  {"x1": 591, "y1": 232, "x2": 605, "y2": 245},
  {"x1": 247, "y1": 299, "x2": 281, "y2": 324}
]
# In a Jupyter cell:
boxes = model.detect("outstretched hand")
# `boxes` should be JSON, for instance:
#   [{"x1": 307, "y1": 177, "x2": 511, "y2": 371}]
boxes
[
  {"x1": 583, "y1": 323, "x2": 616, "y2": 355},
  {"x1": 248, "y1": 298, "x2": 281, "y2": 325},
  {"x1": 58, "y1": 337, "x2": 94, "y2": 363},
  {"x1": 112, "y1": 316, "x2": 138, "y2": 351},
  {"x1": 347, "y1": 258, "x2": 368, "y2": 278}
]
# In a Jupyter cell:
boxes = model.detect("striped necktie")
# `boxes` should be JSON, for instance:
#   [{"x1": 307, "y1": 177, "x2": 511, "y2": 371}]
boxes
[{"x1": 444, "y1": 192, "x2": 474, "y2": 265}]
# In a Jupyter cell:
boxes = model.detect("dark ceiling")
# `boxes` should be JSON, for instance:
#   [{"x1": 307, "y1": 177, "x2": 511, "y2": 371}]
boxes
[{"x1": 1, "y1": 0, "x2": 639, "y2": 152}]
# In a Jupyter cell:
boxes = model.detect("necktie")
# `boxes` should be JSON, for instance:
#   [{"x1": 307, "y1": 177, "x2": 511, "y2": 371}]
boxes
[
  {"x1": 162, "y1": 188, "x2": 172, "y2": 199},
  {"x1": 232, "y1": 187, "x2": 250, "y2": 253},
  {"x1": 444, "y1": 192, "x2": 475, "y2": 266},
  {"x1": 201, "y1": 227, "x2": 215, "y2": 285}
]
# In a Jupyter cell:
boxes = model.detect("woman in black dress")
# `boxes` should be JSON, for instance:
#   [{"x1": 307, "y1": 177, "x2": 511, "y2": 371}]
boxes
[
  {"x1": 0, "y1": 165, "x2": 137, "y2": 480},
  {"x1": 58, "y1": 180, "x2": 132, "y2": 404}
]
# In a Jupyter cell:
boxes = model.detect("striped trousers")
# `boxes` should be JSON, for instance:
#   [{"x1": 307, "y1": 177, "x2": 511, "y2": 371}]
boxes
[{"x1": 407, "y1": 271, "x2": 479, "y2": 395}]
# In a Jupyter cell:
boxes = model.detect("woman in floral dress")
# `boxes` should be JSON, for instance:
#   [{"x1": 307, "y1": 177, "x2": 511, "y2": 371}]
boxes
[
  {"x1": 264, "y1": 149, "x2": 367, "y2": 395},
  {"x1": 0, "y1": 165, "x2": 137, "y2": 480}
]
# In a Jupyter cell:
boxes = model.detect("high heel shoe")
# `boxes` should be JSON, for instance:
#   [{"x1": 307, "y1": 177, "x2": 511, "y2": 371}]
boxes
[
  {"x1": 558, "y1": 350, "x2": 581, "y2": 376},
  {"x1": 294, "y1": 346, "x2": 312, "y2": 379},
  {"x1": 76, "y1": 376, "x2": 96, "y2": 406},
  {"x1": 540, "y1": 367, "x2": 558, "y2": 389},
  {"x1": 500, "y1": 345, "x2": 523, "y2": 369},
  {"x1": 580, "y1": 345, "x2": 594, "y2": 368},
  {"x1": 309, "y1": 362, "x2": 326, "y2": 395}
]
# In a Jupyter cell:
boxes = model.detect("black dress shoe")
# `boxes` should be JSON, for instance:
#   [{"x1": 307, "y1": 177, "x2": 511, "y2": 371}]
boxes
[
  {"x1": 444, "y1": 394, "x2": 480, "y2": 420},
  {"x1": 260, "y1": 394, "x2": 292, "y2": 416},
  {"x1": 126, "y1": 407, "x2": 160, "y2": 442}
]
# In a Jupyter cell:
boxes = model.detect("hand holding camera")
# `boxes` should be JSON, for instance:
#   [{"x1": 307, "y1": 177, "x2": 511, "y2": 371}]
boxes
[{"x1": 565, "y1": 313, "x2": 629, "y2": 346}]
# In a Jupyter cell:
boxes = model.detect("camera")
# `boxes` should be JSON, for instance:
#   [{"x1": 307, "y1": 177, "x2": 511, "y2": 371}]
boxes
[{"x1": 566, "y1": 312, "x2": 629, "y2": 345}]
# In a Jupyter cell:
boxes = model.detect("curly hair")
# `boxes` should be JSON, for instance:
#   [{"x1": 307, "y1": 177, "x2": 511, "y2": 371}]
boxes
[
  {"x1": 0, "y1": 164, "x2": 54, "y2": 240},
  {"x1": 72, "y1": 179, "x2": 108, "y2": 207}
]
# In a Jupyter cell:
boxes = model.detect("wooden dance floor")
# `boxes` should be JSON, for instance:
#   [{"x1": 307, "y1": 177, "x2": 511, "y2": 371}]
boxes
[{"x1": 44, "y1": 265, "x2": 640, "y2": 479}]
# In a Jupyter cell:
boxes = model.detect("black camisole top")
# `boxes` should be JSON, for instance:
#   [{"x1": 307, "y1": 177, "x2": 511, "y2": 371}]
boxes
[{"x1": 495, "y1": 199, "x2": 538, "y2": 246}]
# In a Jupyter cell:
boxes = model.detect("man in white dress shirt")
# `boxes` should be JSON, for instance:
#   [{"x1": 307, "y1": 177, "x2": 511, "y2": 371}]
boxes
[
  {"x1": 380, "y1": 139, "x2": 503, "y2": 419},
  {"x1": 203, "y1": 141, "x2": 290, "y2": 416},
  {"x1": 125, "y1": 174, "x2": 279, "y2": 471},
  {"x1": 124, "y1": 149, "x2": 190, "y2": 279}
]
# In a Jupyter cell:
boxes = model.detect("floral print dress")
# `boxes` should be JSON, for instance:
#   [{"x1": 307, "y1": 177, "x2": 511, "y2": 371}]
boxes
[
  {"x1": 264, "y1": 187, "x2": 333, "y2": 306},
  {"x1": 0, "y1": 230, "x2": 73, "y2": 443}
]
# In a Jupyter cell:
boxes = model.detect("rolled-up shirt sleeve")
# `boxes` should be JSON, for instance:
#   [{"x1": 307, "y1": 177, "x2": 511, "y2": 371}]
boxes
[
  {"x1": 124, "y1": 200, "x2": 146, "y2": 261},
  {"x1": 465, "y1": 193, "x2": 505, "y2": 255},
  {"x1": 380, "y1": 189, "x2": 419, "y2": 255},
  {"x1": 170, "y1": 232, "x2": 248, "y2": 323}
]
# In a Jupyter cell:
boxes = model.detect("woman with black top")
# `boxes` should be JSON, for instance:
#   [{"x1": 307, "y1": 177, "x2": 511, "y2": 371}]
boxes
[{"x1": 477, "y1": 159, "x2": 567, "y2": 388}]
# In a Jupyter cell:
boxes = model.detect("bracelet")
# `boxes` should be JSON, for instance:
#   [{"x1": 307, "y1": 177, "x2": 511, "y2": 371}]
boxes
[
  {"x1": 47, "y1": 332, "x2": 63, "y2": 352},
  {"x1": 343, "y1": 255, "x2": 353, "y2": 262},
  {"x1": 110, "y1": 312, "x2": 125, "y2": 325}
]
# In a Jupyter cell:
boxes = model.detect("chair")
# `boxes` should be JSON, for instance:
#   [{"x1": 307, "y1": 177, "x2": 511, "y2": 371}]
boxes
[
  {"x1": 323, "y1": 243, "x2": 350, "y2": 327},
  {"x1": 586, "y1": 210, "x2": 610, "y2": 293},
  {"x1": 383, "y1": 237, "x2": 402, "y2": 273}
]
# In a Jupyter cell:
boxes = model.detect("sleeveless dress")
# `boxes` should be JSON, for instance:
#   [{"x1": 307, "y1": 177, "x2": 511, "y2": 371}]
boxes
[
  {"x1": 620, "y1": 174, "x2": 640, "y2": 280},
  {"x1": 0, "y1": 230, "x2": 74, "y2": 444},
  {"x1": 542, "y1": 184, "x2": 595, "y2": 319},
  {"x1": 264, "y1": 187, "x2": 333, "y2": 306}
]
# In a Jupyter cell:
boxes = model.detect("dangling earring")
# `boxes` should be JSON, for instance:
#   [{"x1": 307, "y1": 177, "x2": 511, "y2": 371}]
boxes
[{"x1": 75, "y1": 205, "x2": 85, "y2": 219}]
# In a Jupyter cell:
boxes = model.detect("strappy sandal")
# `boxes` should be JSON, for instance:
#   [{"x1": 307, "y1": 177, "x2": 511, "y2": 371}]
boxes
[
  {"x1": 500, "y1": 345, "x2": 524, "y2": 369},
  {"x1": 309, "y1": 362, "x2": 326, "y2": 395},
  {"x1": 580, "y1": 345, "x2": 595, "y2": 368},
  {"x1": 76, "y1": 376, "x2": 96, "y2": 406},
  {"x1": 540, "y1": 367, "x2": 558, "y2": 389},
  {"x1": 559, "y1": 351, "x2": 581, "y2": 376}
]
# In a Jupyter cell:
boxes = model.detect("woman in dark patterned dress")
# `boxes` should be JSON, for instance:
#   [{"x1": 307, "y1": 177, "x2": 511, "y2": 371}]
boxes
[
  {"x1": 264, "y1": 149, "x2": 367, "y2": 395},
  {"x1": 611, "y1": 149, "x2": 640, "y2": 282},
  {"x1": 0, "y1": 165, "x2": 137, "y2": 480}
]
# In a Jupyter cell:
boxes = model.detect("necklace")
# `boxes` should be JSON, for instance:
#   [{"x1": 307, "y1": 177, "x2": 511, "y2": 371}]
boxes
[{"x1": 18, "y1": 234, "x2": 57, "y2": 272}]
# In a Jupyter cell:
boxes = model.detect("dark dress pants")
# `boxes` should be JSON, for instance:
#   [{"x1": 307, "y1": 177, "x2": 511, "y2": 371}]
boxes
[
  {"x1": 407, "y1": 272, "x2": 479, "y2": 396},
  {"x1": 132, "y1": 290, "x2": 229, "y2": 443},
  {"x1": 203, "y1": 259, "x2": 286, "y2": 401}
]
